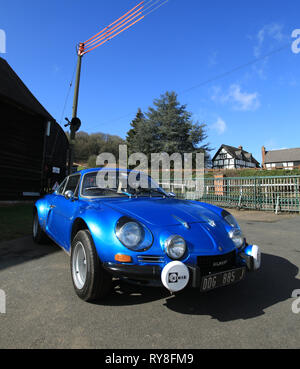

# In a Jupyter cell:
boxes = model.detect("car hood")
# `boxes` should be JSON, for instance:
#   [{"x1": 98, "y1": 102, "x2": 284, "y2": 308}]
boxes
[{"x1": 101, "y1": 198, "x2": 222, "y2": 227}]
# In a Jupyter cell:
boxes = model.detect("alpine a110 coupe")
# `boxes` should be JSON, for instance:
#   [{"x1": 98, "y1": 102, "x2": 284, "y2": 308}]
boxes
[{"x1": 33, "y1": 168, "x2": 261, "y2": 302}]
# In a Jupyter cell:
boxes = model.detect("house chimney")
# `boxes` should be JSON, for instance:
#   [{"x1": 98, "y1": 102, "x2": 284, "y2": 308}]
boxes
[
  {"x1": 238, "y1": 146, "x2": 243, "y2": 150},
  {"x1": 262, "y1": 146, "x2": 266, "y2": 168}
]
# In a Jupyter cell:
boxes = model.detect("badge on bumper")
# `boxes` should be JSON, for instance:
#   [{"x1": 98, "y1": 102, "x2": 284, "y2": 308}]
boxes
[{"x1": 161, "y1": 261, "x2": 190, "y2": 292}]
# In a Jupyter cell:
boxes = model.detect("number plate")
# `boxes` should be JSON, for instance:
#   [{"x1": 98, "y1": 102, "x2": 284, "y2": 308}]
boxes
[{"x1": 200, "y1": 267, "x2": 246, "y2": 292}]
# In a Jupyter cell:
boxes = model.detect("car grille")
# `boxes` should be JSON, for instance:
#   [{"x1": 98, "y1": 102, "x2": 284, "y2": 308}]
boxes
[
  {"x1": 137, "y1": 255, "x2": 164, "y2": 264},
  {"x1": 197, "y1": 250, "x2": 237, "y2": 276}
]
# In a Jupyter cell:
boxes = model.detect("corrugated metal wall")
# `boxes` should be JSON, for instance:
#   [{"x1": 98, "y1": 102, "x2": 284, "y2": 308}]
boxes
[
  {"x1": 43, "y1": 121, "x2": 69, "y2": 190},
  {"x1": 0, "y1": 57, "x2": 69, "y2": 199}
]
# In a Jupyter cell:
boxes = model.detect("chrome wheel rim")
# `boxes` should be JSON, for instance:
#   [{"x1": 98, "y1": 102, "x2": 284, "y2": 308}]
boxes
[
  {"x1": 33, "y1": 214, "x2": 38, "y2": 238},
  {"x1": 72, "y1": 242, "x2": 87, "y2": 290}
]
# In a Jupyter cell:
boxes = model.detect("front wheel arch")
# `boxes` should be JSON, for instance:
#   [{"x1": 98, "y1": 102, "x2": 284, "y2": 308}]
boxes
[
  {"x1": 71, "y1": 218, "x2": 89, "y2": 245},
  {"x1": 70, "y1": 217, "x2": 108, "y2": 267}
]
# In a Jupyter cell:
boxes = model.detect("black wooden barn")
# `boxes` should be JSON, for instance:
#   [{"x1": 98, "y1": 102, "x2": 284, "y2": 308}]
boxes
[{"x1": 0, "y1": 57, "x2": 69, "y2": 200}]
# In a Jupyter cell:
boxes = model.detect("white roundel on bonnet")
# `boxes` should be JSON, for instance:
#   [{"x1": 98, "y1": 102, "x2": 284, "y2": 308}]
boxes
[{"x1": 161, "y1": 261, "x2": 190, "y2": 292}]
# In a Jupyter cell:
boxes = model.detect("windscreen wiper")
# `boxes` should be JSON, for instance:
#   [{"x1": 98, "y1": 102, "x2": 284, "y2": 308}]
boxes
[{"x1": 135, "y1": 188, "x2": 166, "y2": 198}]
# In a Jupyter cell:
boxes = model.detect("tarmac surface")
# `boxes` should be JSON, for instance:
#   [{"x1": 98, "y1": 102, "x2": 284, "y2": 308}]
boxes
[{"x1": 0, "y1": 210, "x2": 299, "y2": 349}]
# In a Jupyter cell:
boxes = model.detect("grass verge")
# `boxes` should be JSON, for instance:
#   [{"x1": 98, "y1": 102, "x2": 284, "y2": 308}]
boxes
[{"x1": 0, "y1": 203, "x2": 33, "y2": 242}]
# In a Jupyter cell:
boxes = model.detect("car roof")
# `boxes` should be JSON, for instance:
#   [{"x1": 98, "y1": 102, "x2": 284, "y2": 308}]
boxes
[{"x1": 77, "y1": 168, "x2": 139, "y2": 175}]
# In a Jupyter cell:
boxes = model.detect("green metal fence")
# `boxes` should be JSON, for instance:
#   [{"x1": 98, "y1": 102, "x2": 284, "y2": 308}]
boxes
[{"x1": 160, "y1": 175, "x2": 300, "y2": 213}]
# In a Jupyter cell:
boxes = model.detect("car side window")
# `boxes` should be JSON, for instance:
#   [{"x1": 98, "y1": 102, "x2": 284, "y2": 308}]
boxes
[
  {"x1": 64, "y1": 175, "x2": 80, "y2": 195},
  {"x1": 74, "y1": 176, "x2": 81, "y2": 198},
  {"x1": 56, "y1": 178, "x2": 67, "y2": 195}
]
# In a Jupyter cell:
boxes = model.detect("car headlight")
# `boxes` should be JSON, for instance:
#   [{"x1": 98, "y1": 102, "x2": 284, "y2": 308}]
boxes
[
  {"x1": 164, "y1": 235, "x2": 186, "y2": 260},
  {"x1": 222, "y1": 210, "x2": 244, "y2": 248},
  {"x1": 115, "y1": 217, "x2": 153, "y2": 251},
  {"x1": 222, "y1": 210, "x2": 240, "y2": 229},
  {"x1": 229, "y1": 229, "x2": 244, "y2": 248}
]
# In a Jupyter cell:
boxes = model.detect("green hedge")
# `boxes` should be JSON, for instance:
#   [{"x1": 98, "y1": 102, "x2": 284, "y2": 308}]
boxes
[{"x1": 204, "y1": 169, "x2": 300, "y2": 178}]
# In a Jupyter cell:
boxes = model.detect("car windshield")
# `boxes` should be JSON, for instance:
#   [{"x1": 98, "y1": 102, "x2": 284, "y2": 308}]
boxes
[{"x1": 81, "y1": 170, "x2": 167, "y2": 198}]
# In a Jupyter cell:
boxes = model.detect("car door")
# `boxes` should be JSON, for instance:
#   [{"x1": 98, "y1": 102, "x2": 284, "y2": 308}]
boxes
[
  {"x1": 47, "y1": 174, "x2": 81, "y2": 250},
  {"x1": 46, "y1": 177, "x2": 67, "y2": 242}
]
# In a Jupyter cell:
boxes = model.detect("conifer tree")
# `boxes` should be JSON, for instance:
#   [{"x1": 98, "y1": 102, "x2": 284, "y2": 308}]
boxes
[{"x1": 126, "y1": 92, "x2": 210, "y2": 163}]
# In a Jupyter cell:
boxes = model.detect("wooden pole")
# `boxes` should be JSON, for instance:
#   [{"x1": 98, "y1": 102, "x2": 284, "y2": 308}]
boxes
[{"x1": 68, "y1": 43, "x2": 84, "y2": 174}]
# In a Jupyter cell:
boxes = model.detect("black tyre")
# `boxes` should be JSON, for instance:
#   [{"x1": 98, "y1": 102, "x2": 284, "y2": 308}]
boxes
[
  {"x1": 32, "y1": 211, "x2": 49, "y2": 244},
  {"x1": 70, "y1": 230, "x2": 112, "y2": 302}
]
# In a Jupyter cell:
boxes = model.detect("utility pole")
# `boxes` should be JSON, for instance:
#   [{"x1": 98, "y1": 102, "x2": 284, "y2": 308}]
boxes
[
  {"x1": 64, "y1": 1, "x2": 166, "y2": 174},
  {"x1": 67, "y1": 43, "x2": 84, "y2": 174}
]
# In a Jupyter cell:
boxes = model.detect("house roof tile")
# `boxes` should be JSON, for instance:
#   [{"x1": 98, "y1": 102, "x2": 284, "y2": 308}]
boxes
[{"x1": 265, "y1": 148, "x2": 300, "y2": 163}]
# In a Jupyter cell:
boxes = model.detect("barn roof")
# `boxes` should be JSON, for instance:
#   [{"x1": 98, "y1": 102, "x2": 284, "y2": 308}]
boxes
[{"x1": 0, "y1": 57, "x2": 53, "y2": 120}]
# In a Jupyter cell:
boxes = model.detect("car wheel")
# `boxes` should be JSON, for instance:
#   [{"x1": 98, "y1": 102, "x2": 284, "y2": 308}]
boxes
[
  {"x1": 71, "y1": 230, "x2": 112, "y2": 302},
  {"x1": 32, "y1": 211, "x2": 49, "y2": 244}
]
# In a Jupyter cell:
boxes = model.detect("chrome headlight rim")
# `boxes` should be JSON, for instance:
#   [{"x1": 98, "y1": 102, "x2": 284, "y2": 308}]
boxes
[
  {"x1": 115, "y1": 216, "x2": 153, "y2": 251},
  {"x1": 229, "y1": 228, "x2": 244, "y2": 248},
  {"x1": 221, "y1": 209, "x2": 240, "y2": 229},
  {"x1": 164, "y1": 235, "x2": 187, "y2": 260}
]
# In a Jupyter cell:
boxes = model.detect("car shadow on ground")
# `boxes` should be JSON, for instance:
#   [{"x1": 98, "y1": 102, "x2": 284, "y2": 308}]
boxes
[
  {"x1": 97, "y1": 280, "x2": 171, "y2": 306},
  {"x1": 0, "y1": 236, "x2": 61, "y2": 271},
  {"x1": 101, "y1": 253, "x2": 300, "y2": 321},
  {"x1": 166, "y1": 253, "x2": 300, "y2": 321}
]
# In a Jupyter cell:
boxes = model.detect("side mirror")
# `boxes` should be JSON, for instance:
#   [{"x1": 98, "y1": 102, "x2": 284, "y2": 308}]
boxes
[
  {"x1": 168, "y1": 192, "x2": 176, "y2": 198},
  {"x1": 64, "y1": 190, "x2": 74, "y2": 200}
]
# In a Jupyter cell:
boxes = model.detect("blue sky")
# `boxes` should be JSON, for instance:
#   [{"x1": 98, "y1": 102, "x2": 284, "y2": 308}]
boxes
[{"x1": 1, "y1": 0, "x2": 300, "y2": 162}]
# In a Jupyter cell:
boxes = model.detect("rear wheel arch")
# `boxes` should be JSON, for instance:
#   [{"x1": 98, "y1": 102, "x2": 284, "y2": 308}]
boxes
[
  {"x1": 33, "y1": 205, "x2": 38, "y2": 215},
  {"x1": 33, "y1": 202, "x2": 47, "y2": 219},
  {"x1": 32, "y1": 207, "x2": 49, "y2": 244}
]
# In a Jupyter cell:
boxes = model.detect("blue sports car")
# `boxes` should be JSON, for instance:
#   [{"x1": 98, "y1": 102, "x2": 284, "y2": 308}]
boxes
[{"x1": 33, "y1": 168, "x2": 261, "y2": 302}]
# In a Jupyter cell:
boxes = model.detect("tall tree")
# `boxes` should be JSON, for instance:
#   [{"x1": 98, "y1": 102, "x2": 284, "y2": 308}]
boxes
[
  {"x1": 126, "y1": 92, "x2": 210, "y2": 159},
  {"x1": 126, "y1": 108, "x2": 154, "y2": 155}
]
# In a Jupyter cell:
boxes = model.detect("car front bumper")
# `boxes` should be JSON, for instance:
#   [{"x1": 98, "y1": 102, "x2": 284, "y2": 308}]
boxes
[
  {"x1": 103, "y1": 262, "x2": 162, "y2": 282},
  {"x1": 103, "y1": 245, "x2": 260, "y2": 290},
  {"x1": 103, "y1": 262, "x2": 239, "y2": 288}
]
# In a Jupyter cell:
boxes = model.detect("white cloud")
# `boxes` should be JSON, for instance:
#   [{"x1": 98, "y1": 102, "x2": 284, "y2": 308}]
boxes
[
  {"x1": 227, "y1": 84, "x2": 260, "y2": 111},
  {"x1": 212, "y1": 84, "x2": 260, "y2": 111},
  {"x1": 248, "y1": 23, "x2": 287, "y2": 78},
  {"x1": 254, "y1": 23, "x2": 284, "y2": 58},
  {"x1": 211, "y1": 117, "x2": 227, "y2": 135}
]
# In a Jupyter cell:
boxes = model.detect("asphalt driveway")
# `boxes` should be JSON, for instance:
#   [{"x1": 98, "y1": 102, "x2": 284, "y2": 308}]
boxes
[{"x1": 0, "y1": 211, "x2": 299, "y2": 349}]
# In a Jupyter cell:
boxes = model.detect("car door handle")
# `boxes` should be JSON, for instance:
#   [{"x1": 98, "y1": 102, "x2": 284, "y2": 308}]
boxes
[{"x1": 50, "y1": 205, "x2": 56, "y2": 209}]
